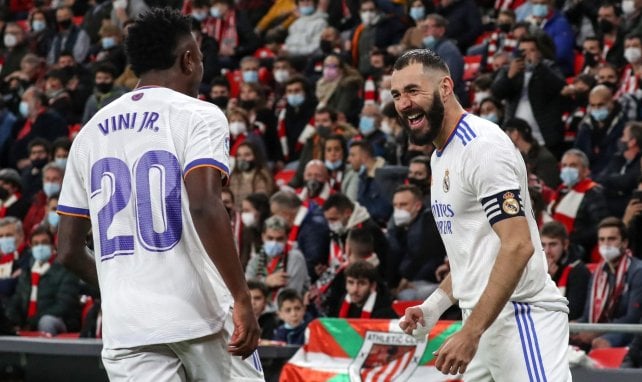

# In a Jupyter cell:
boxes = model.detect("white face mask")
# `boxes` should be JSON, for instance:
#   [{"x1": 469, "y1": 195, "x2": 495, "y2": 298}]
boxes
[
  {"x1": 241, "y1": 212, "x2": 256, "y2": 227},
  {"x1": 474, "y1": 91, "x2": 490, "y2": 105},
  {"x1": 3, "y1": 34, "x2": 16, "y2": 48},
  {"x1": 274, "y1": 69, "x2": 290, "y2": 83},
  {"x1": 623, "y1": 0, "x2": 636, "y2": 15},
  {"x1": 379, "y1": 89, "x2": 393, "y2": 105},
  {"x1": 328, "y1": 221, "x2": 346, "y2": 235},
  {"x1": 624, "y1": 47, "x2": 642, "y2": 64},
  {"x1": 361, "y1": 11, "x2": 376, "y2": 25},
  {"x1": 229, "y1": 121, "x2": 247, "y2": 137},
  {"x1": 380, "y1": 120, "x2": 393, "y2": 135},
  {"x1": 599, "y1": 245, "x2": 622, "y2": 262},
  {"x1": 393, "y1": 208, "x2": 412, "y2": 226}
]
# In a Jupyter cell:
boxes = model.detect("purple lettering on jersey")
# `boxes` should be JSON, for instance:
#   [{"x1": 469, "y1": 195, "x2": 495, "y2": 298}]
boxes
[
  {"x1": 132, "y1": 93, "x2": 144, "y2": 101},
  {"x1": 98, "y1": 120, "x2": 109, "y2": 135}
]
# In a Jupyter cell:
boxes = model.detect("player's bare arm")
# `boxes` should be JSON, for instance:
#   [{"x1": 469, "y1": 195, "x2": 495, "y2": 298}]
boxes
[
  {"x1": 184, "y1": 166, "x2": 260, "y2": 358},
  {"x1": 58, "y1": 215, "x2": 99, "y2": 287},
  {"x1": 434, "y1": 216, "x2": 534, "y2": 375},
  {"x1": 399, "y1": 274, "x2": 456, "y2": 335}
]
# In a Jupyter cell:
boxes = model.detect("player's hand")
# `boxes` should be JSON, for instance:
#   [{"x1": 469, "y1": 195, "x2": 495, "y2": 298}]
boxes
[
  {"x1": 228, "y1": 298, "x2": 261, "y2": 359},
  {"x1": 433, "y1": 327, "x2": 481, "y2": 375},
  {"x1": 399, "y1": 306, "x2": 425, "y2": 335}
]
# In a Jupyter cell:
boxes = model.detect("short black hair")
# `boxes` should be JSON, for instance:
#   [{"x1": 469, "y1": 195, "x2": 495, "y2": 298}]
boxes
[
  {"x1": 324, "y1": 134, "x2": 347, "y2": 159},
  {"x1": 627, "y1": 121, "x2": 642, "y2": 146},
  {"x1": 125, "y1": 7, "x2": 193, "y2": 76},
  {"x1": 584, "y1": 35, "x2": 604, "y2": 50},
  {"x1": 347, "y1": 228, "x2": 374, "y2": 257},
  {"x1": 30, "y1": 224, "x2": 54, "y2": 243},
  {"x1": 625, "y1": 33, "x2": 642, "y2": 44},
  {"x1": 345, "y1": 260, "x2": 378, "y2": 283},
  {"x1": 94, "y1": 62, "x2": 118, "y2": 78},
  {"x1": 393, "y1": 49, "x2": 449, "y2": 75},
  {"x1": 598, "y1": 217, "x2": 628, "y2": 241},
  {"x1": 247, "y1": 279, "x2": 270, "y2": 297},
  {"x1": 393, "y1": 184, "x2": 423, "y2": 201},
  {"x1": 244, "y1": 193, "x2": 271, "y2": 225},
  {"x1": 277, "y1": 288, "x2": 303, "y2": 309},
  {"x1": 541, "y1": 221, "x2": 568, "y2": 241},
  {"x1": 504, "y1": 118, "x2": 534, "y2": 144},
  {"x1": 52, "y1": 137, "x2": 71, "y2": 154},
  {"x1": 323, "y1": 193, "x2": 354, "y2": 212},
  {"x1": 409, "y1": 155, "x2": 431, "y2": 172},
  {"x1": 315, "y1": 106, "x2": 338, "y2": 122},
  {"x1": 284, "y1": 75, "x2": 310, "y2": 95},
  {"x1": 28, "y1": 137, "x2": 51, "y2": 154},
  {"x1": 210, "y1": 76, "x2": 231, "y2": 90},
  {"x1": 349, "y1": 140, "x2": 374, "y2": 158}
]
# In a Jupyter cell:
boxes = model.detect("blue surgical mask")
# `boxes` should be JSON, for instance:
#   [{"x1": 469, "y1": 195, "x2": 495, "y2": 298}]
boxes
[
  {"x1": 325, "y1": 159, "x2": 343, "y2": 171},
  {"x1": 423, "y1": 35, "x2": 436, "y2": 49},
  {"x1": 43, "y1": 182, "x2": 61, "y2": 197},
  {"x1": 0, "y1": 237, "x2": 16, "y2": 254},
  {"x1": 19, "y1": 101, "x2": 29, "y2": 118},
  {"x1": 192, "y1": 11, "x2": 207, "y2": 21},
  {"x1": 532, "y1": 3, "x2": 548, "y2": 17},
  {"x1": 263, "y1": 240, "x2": 284, "y2": 257},
  {"x1": 481, "y1": 112, "x2": 499, "y2": 124},
  {"x1": 409, "y1": 6, "x2": 425, "y2": 21},
  {"x1": 287, "y1": 93, "x2": 305, "y2": 107},
  {"x1": 101, "y1": 37, "x2": 116, "y2": 50},
  {"x1": 560, "y1": 166, "x2": 580, "y2": 187},
  {"x1": 299, "y1": 5, "x2": 315, "y2": 16},
  {"x1": 32, "y1": 20, "x2": 46, "y2": 32},
  {"x1": 242, "y1": 70, "x2": 259, "y2": 84},
  {"x1": 359, "y1": 164, "x2": 367, "y2": 175},
  {"x1": 359, "y1": 116, "x2": 376, "y2": 136},
  {"x1": 47, "y1": 210, "x2": 60, "y2": 227},
  {"x1": 31, "y1": 244, "x2": 52, "y2": 262},
  {"x1": 210, "y1": 6, "x2": 222, "y2": 18},
  {"x1": 55, "y1": 158, "x2": 67, "y2": 170},
  {"x1": 590, "y1": 107, "x2": 609, "y2": 122}
]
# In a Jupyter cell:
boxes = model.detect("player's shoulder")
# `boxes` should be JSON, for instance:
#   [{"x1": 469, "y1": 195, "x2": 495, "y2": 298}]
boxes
[{"x1": 458, "y1": 114, "x2": 514, "y2": 153}]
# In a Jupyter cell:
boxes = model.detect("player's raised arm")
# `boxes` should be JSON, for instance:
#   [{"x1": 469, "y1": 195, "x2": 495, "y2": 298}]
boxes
[{"x1": 184, "y1": 166, "x2": 260, "y2": 358}]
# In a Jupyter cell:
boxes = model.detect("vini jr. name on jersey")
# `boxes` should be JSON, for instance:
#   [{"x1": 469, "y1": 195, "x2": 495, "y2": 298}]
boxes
[{"x1": 97, "y1": 112, "x2": 161, "y2": 135}]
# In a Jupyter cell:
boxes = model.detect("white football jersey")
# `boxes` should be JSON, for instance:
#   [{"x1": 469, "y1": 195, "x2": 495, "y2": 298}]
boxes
[
  {"x1": 430, "y1": 113, "x2": 567, "y2": 311},
  {"x1": 58, "y1": 87, "x2": 233, "y2": 348}
]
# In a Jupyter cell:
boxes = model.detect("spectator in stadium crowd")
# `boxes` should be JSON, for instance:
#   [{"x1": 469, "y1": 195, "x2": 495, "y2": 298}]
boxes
[
  {"x1": 240, "y1": 193, "x2": 271, "y2": 270},
  {"x1": 596, "y1": 63, "x2": 638, "y2": 122},
  {"x1": 351, "y1": 141, "x2": 392, "y2": 227},
  {"x1": 0, "y1": 217, "x2": 30, "y2": 300},
  {"x1": 282, "y1": 0, "x2": 328, "y2": 57},
  {"x1": 527, "y1": 0, "x2": 575, "y2": 75},
  {"x1": 420, "y1": 13, "x2": 467, "y2": 107},
  {"x1": 80, "y1": 0, "x2": 113, "y2": 45},
  {"x1": 596, "y1": 121, "x2": 642, "y2": 218},
  {"x1": 315, "y1": 53, "x2": 363, "y2": 127},
  {"x1": 5, "y1": 225, "x2": 81, "y2": 336},
  {"x1": 323, "y1": 135, "x2": 349, "y2": 193},
  {"x1": 386, "y1": 185, "x2": 446, "y2": 301},
  {"x1": 623, "y1": 0, "x2": 642, "y2": 36},
  {"x1": 466, "y1": 9, "x2": 517, "y2": 67},
  {"x1": 273, "y1": 288, "x2": 311, "y2": 345},
  {"x1": 579, "y1": 36, "x2": 603, "y2": 76},
  {"x1": 226, "y1": 107, "x2": 268, "y2": 168},
  {"x1": 478, "y1": 97, "x2": 504, "y2": 125},
  {"x1": 504, "y1": 118, "x2": 560, "y2": 189},
  {"x1": 90, "y1": 23, "x2": 127, "y2": 77},
  {"x1": 350, "y1": 0, "x2": 406, "y2": 75},
  {"x1": 27, "y1": 9, "x2": 55, "y2": 59},
  {"x1": 51, "y1": 137, "x2": 71, "y2": 172},
  {"x1": 573, "y1": 217, "x2": 642, "y2": 350},
  {"x1": 23, "y1": 162, "x2": 64, "y2": 240},
  {"x1": 357, "y1": 103, "x2": 388, "y2": 159},
  {"x1": 270, "y1": 56, "x2": 296, "y2": 107},
  {"x1": 54, "y1": 50, "x2": 94, "y2": 119},
  {"x1": 47, "y1": 6, "x2": 91, "y2": 66},
  {"x1": 202, "y1": 0, "x2": 259, "y2": 70},
  {"x1": 228, "y1": 141, "x2": 275, "y2": 210},
  {"x1": 41, "y1": 193, "x2": 59, "y2": 246},
  {"x1": 574, "y1": 84, "x2": 628, "y2": 175},
  {"x1": 221, "y1": 188, "x2": 241, "y2": 246},
  {"x1": 330, "y1": 260, "x2": 396, "y2": 319},
  {"x1": 407, "y1": 155, "x2": 431, "y2": 203},
  {"x1": 541, "y1": 221, "x2": 590, "y2": 321},
  {"x1": 8, "y1": 87, "x2": 67, "y2": 170},
  {"x1": 44, "y1": 69, "x2": 75, "y2": 124},
  {"x1": 0, "y1": 169, "x2": 29, "y2": 221},
  {"x1": 247, "y1": 279, "x2": 279, "y2": 341},
  {"x1": 20, "y1": 138, "x2": 51, "y2": 200},
  {"x1": 549, "y1": 149, "x2": 609, "y2": 262},
  {"x1": 596, "y1": 2, "x2": 626, "y2": 70},
  {"x1": 1, "y1": 53, "x2": 44, "y2": 119},
  {"x1": 303, "y1": 26, "x2": 346, "y2": 84},
  {"x1": 387, "y1": 0, "x2": 434, "y2": 57},
  {"x1": 0, "y1": 23, "x2": 29, "y2": 82},
  {"x1": 82, "y1": 62, "x2": 127, "y2": 124},
  {"x1": 560, "y1": 73, "x2": 594, "y2": 148},
  {"x1": 437, "y1": 0, "x2": 483, "y2": 52},
  {"x1": 190, "y1": 19, "x2": 221, "y2": 87},
  {"x1": 208, "y1": 76, "x2": 231, "y2": 110},
  {"x1": 491, "y1": 34, "x2": 567, "y2": 157},
  {"x1": 619, "y1": 33, "x2": 642, "y2": 98},
  {"x1": 270, "y1": 190, "x2": 330, "y2": 280},
  {"x1": 297, "y1": 160, "x2": 333, "y2": 207},
  {"x1": 278, "y1": 76, "x2": 317, "y2": 163}
]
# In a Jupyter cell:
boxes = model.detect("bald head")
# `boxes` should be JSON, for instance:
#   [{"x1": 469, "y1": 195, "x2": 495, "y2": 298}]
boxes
[
  {"x1": 589, "y1": 84, "x2": 614, "y2": 115},
  {"x1": 304, "y1": 159, "x2": 329, "y2": 182}
]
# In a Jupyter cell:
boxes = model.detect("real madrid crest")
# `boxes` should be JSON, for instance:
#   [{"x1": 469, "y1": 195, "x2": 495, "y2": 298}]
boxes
[
  {"x1": 443, "y1": 169, "x2": 450, "y2": 193},
  {"x1": 502, "y1": 191, "x2": 520, "y2": 215}
]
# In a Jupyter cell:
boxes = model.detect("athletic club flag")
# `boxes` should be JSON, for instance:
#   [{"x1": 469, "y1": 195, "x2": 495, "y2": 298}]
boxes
[{"x1": 280, "y1": 318, "x2": 463, "y2": 381}]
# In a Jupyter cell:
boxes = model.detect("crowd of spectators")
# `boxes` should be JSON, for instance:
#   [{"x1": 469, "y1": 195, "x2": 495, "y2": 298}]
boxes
[{"x1": 0, "y1": 0, "x2": 641, "y2": 370}]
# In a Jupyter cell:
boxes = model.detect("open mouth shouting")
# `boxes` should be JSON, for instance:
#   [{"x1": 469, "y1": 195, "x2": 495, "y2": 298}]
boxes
[{"x1": 405, "y1": 110, "x2": 427, "y2": 130}]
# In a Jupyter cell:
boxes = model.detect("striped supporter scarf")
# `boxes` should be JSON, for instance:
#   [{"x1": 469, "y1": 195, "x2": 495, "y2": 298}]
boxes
[
  {"x1": 277, "y1": 109, "x2": 315, "y2": 161},
  {"x1": 286, "y1": 202, "x2": 309, "y2": 253},
  {"x1": 616, "y1": 65, "x2": 638, "y2": 99},
  {"x1": 297, "y1": 182, "x2": 332, "y2": 207},
  {"x1": 363, "y1": 77, "x2": 377, "y2": 105},
  {"x1": 28, "y1": 259, "x2": 53, "y2": 319},
  {"x1": 339, "y1": 290, "x2": 377, "y2": 318},
  {"x1": 589, "y1": 251, "x2": 632, "y2": 323}
]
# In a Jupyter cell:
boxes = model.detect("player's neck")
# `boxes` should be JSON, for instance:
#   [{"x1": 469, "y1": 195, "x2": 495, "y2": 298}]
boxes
[
  {"x1": 137, "y1": 72, "x2": 192, "y2": 97},
  {"x1": 434, "y1": 104, "x2": 466, "y2": 150}
]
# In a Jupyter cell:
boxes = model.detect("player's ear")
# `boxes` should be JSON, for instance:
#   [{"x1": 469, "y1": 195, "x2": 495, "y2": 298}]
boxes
[
  {"x1": 180, "y1": 50, "x2": 194, "y2": 75},
  {"x1": 440, "y1": 76, "x2": 454, "y2": 100}
]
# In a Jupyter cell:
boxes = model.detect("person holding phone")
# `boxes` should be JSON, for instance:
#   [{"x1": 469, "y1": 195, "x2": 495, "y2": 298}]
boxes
[{"x1": 624, "y1": 178, "x2": 642, "y2": 258}]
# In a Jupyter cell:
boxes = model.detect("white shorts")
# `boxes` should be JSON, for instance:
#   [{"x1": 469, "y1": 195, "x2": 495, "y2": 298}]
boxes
[
  {"x1": 102, "y1": 311, "x2": 265, "y2": 382},
  {"x1": 462, "y1": 302, "x2": 572, "y2": 382}
]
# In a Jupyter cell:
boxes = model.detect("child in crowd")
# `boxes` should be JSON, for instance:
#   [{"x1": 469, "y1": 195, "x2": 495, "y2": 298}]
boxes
[
  {"x1": 247, "y1": 279, "x2": 279, "y2": 340},
  {"x1": 273, "y1": 288, "x2": 310, "y2": 345},
  {"x1": 335, "y1": 261, "x2": 397, "y2": 319}
]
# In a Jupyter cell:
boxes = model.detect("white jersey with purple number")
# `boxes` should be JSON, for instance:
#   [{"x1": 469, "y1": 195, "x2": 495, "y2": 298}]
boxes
[
  {"x1": 430, "y1": 113, "x2": 567, "y2": 311},
  {"x1": 58, "y1": 87, "x2": 233, "y2": 348}
]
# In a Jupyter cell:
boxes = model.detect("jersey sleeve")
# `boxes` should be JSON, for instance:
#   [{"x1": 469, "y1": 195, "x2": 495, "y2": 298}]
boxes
[
  {"x1": 183, "y1": 106, "x2": 230, "y2": 184},
  {"x1": 58, "y1": 142, "x2": 90, "y2": 219},
  {"x1": 464, "y1": 138, "x2": 525, "y2": 226}
]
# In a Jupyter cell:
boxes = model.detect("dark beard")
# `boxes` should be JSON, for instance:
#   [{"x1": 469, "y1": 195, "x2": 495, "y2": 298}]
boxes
[{"x1": 404, "y1": 90, "x2": 445, "y2": 145}]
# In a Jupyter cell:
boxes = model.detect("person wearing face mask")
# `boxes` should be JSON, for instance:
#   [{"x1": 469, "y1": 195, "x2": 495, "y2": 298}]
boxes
[
  {"x1": 596, "y1": 122, "x2": 642, "y2": 218},
  {"x1": 0, "y1": 23, "x2": 29, "y2": 82},
  {"x1": 0, "y1": 217, "x2": 31, "y2": 300},
  {"x1": 20, "y1": 139, "x2": 52, "y2": 200},
  {"x1": 357, "y1": 103, "x2": 388, "y2": 159},
  {"x1": 386, "y1": 185, "x2": 446, "y2": 301},
  {"x1": 283, "y1": 0, "x2": 328, "y2": 56},
  {"x1": 349, "y1": 140, "x2": 391, "y2": 227},
  {"x1": 618, "y1": 34, "x2": 642, "y2": 97},
  {"x1": 244, "y1": 215, "x2": 310, "y2": 299},
  {"x1": 47, "y1": 6, "x2": 91, "y2": 66},
  {"x1": 575, "y1": 84, "x2": 628, "y2": 175},
  {"x1": 549, "y1": 149, "x2": 609, "y2": 262},
  {"x1": 5, "y1": 225, "x2": 81, "y2": 336},
  {"x1": 91, "y1": 24, "x2": 127, "y2": 76},
  {"x1": 315, "y1": 54, "x2": 363, "y2": 127},
  {"x1": 278, "y1": 76, "x2": 318, "y2": 162},
  {"x1": 466, "y1": 9, "x2": 517, "y2": 69},
  {"x1": 226, "y1": 107, "x2": 267, "y2": 168},
  {"x1": 229, "y1": 141, "x2": 275, "y2": 211},
  {"x1": 0, "y1": 169, "x2": 29, "y2": 221},
  {"x1": 239, "y1": 193, "x2": 271, "y2": 270},
  {"x1": 323, "y1": 135, "x2": 350, "y2": 192},
  {"x1": 208, "y1": 77, "x2": 231, "y2": 110},
  {"x1": 437, "y1": 0, "x2": 482, "y2": 52},
  {"x1": 387, "y1": 0, "x2": 436, "y2": 57},
  {"x1": 42, "y1": 194, "x2": 60, "y2": 243},
  {"x1": 82, "y1": 63, "x2": 127, "y2": 124},
  {"x1": 407, "y1": 156, "x2": 431, "y2": 203},
  {"x1": 594, "y1": 3, "x2": 627, "y2": 69},
  {"x1": 571, "y1": 217, "x2": 642, "y2": 351},
  {"x1": 296, "y1": 160, "x2": 334, "y2": 207},
  {"x1": 526, "y1": 0, "x2": 574, "y2": 76},
  {"x1": 23, "y1": 162, "x2": 65, "y2": 241},
  {"x1": 44, "y1": 69, "x2": 75, "y2": 125},
  {"x1": 477, "y1": 97, "x2": 504, "y2": 126}
]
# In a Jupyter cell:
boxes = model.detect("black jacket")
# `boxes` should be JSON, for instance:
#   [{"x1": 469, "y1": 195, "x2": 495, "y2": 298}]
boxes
[
  {"x1": 6, "y1": 110, "x2": 68, "y2": 168},
  {"x1": 439, "y1": 0, "x2": 483, "y2": 51},
  {"x1": 551, "y1": 255, "x2": 591, "y2": 320},
  {"x1": 596, "y1": 152, "x2": 642, "y2": 217},
  {"x1": 282, "y1": 98, "x2": 317, "y2": 162}
]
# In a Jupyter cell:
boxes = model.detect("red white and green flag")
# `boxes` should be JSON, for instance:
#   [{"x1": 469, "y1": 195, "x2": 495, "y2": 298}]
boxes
[{"x1": 280, "y1": 318, "x2": 463, "y2": 382}]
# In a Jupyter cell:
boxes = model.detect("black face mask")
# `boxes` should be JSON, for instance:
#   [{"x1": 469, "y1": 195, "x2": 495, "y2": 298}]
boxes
[
  {"x1": 497, "y1": 23, "x2": 511, "y2": 33},
  {"x1": 600, "y1": 81, "x2": 618, "y2": 93},
  {"x1": 58, "y1": 19, "x2": 72, "y2": 30},
  {"x1": 210, "y1": 96, "x2": 229, "y2": 109},
  {"x1": 316, "y1": 125, "x2": 332, "y2": 139},
  {"x1": 583, "y1": 52, "x2": 599, "y2": 67},
  {"x1": 320, "y1": 40, "x2": 333, "y2": 54},
  {"x1": 237, "y1": 160, "x2": 255, "y2": 172},
  {"x1": 239, "y1": 99, "x2": 257, "y2": 110},
  {"x1": 95, "y1": 82, "x2": 113, "y2": 94},
  {"x1": 305, "y1": 179, "x2": 323, "y2": 197},
  {"x1": 31, "y1": 157, "x2": 48, "y2": 169},
  {"x1": 599, "y1": 19, "x2": 614, "y2": 34},
  {"x1": 0, "y1": 187, "x2": 8, "y2": 201}
]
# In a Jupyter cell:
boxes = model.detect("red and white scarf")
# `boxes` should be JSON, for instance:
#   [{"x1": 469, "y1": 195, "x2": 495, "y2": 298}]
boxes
[
  {"x1": 286, "y1": 203, "x2": 309, "y2": 253},
  {"x1": 206, "y1": 9, "x2": 238, "y2": 53},
  {"x1": 494, "y1": 0, "x2": 525, "y2": 10},
  {"x1": 0, "y1": 250, "x2": 19, "y2": 279},
  {"x1": 339, "y1": 290, "x2": 377, "y2": 318},
  {"x1": 617, "y1": 65, "x2": 639, "y2": 99},
  {"x1": 363, "y1": 76, "x2": 377, "y2": 105},
  {"x1": 0, "y1": 193, "x2": 20, "y2": 218},
  {"x1": 314, "y1": 238, "x2": 348, "y2": 295},
  {"x1": 277, "y1": 109, "x2": 315, "y2": 161},
  {"x1": 562, "y1": 106, "x2": 586, "y2": 143},
  {"x1": 28, "y1": 259, "x2": 53, "y2": 319},
  {"x1": 297, "y1": 182, "x2": 332, "y2": 207},
  {"x1": 487, "y1": 31, "x2": 517, "y2": 66},
  {"x1": 589, "y1": 251, "x2": 632, "y2": 323},
  {"x1": 329, "y1": 170, "x2": 343, "y2": 192},
  {"x1": 550, "y1": 179, "x2": 597, "y2": 236}
]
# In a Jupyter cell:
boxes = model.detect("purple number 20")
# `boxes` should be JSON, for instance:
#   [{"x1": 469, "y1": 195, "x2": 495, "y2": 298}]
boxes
[{"x1": 90, "y1": 150, "x2": 183, "y2": 261}]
